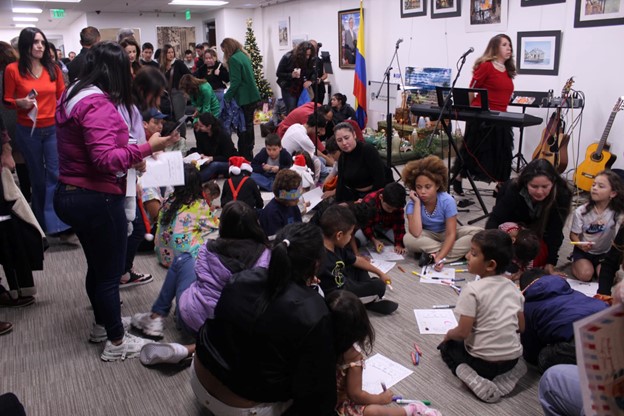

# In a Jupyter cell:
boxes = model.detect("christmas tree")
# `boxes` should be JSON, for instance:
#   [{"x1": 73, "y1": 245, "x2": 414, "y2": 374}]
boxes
[{"x1": 244, "y1": 18, "x2": 273, "y2": 101}]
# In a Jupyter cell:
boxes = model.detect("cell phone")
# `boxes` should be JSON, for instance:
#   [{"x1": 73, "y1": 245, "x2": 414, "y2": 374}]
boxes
[
  {"x1": 27, "y1": 89, "x2": 38, "y2": 99},
  {"x1": 161, "y1": 116, "x2": 187, "y2": 136}
]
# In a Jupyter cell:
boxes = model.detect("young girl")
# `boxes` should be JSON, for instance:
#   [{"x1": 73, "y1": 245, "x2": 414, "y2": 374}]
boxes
[
  {"x1": 258, "y1": 169, "x2": 303, "y2": 239},
  {"x1": 570, "y1": 170, "x2": 624, "y2": 281},
  {"x1": 154, "y1": 164, "x2": 219, "y2": 268},
  {"x1": 328, "y1": 290, "x2": 441, "y2": 416},
  {"x1": 499, "y1": 222, "x2": 540, "y2": 281},
  {"x1": 402, "y1": 155, "x2": 481, "y2": 269}
]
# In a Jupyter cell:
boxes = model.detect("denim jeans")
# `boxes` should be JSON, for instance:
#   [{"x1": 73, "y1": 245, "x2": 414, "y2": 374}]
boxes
[
  {"x1": 125, "y1": 201, "x2": 146, "y2": 273},
  {"x1": 250, "y1": 173, "x2": 275, "y2": 191},
  {"x1": 237, "y1": 103, "x2": 257, "y2": 161},
  {"x1": 539, "y1": 365, "x2": 585, "y2": 416},
  {"x1": 54, "y1": 184, "x2": 127, "y2": 341},
  {"x1": 151, "y1": 253, "x2": 197, "y2": 324},
  {"x1": 214, "y1": 89, "x2": 225, "y2": 112},
  {"x1": 199, "y1": 161, "x2": 229, "y2": 182},
  {"x1": 15, "y1": 124, "x2": 69, "y2": 234},
  {"x1": 280, "y1": 88, "x2": 298, "y2": 115}
]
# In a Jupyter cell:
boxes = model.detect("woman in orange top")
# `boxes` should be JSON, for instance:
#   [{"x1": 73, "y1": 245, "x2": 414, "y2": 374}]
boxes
[{"x1": 3, "y1": 27, "x2": 70, "y2": 236}]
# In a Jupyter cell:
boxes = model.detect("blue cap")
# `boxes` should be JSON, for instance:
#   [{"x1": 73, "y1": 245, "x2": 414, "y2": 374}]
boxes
[{"x1": 142, "y1": 107, "x2": 167, "y2": 122}]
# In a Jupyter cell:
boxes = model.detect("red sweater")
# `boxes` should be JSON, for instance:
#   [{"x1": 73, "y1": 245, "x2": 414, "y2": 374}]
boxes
[
  {"x1": 3, "y1": 62, "x2": 65, "y2": 128},
  {"x1": 470, "y1": 61, "x2": 514, "y2": 112}
]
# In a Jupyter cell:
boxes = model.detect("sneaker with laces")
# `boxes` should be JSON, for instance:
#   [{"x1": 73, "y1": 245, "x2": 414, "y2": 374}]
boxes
[
  {"x1": 456, "y1": 363, "x2": 502, "y2": 403},
  {"x1": 120, "y1": 270, "x2": 153, "y2": 288},
  {"x1": 139, "y1": 342, "x2": 190, "y2": 366},
  {"x1": 101, "y1": 332, "x2": 155, "y2": 362},
  {"x1": 89, "y1": 316, "x2": 131, "y2": 343},
  {"x1": 131, "y1": 312, "x2": 164, "y2": 338}
]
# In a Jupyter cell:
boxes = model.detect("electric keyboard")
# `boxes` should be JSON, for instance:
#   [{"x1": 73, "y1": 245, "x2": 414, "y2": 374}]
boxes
[{"x1": 410, "y1": 104, "x2": 544, "y2": 128}]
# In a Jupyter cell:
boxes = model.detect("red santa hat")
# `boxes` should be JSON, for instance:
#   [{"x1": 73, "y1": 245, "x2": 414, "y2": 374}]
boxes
[
  {"x1": 228, "y1": 156, "x2": 252, "y2": 175},
  {"x1": 290, "y1": 154, "x2": 315, "y2": 189},
  {"x1": 293, "y1": 154, "x2": 307, "y2": 168}
]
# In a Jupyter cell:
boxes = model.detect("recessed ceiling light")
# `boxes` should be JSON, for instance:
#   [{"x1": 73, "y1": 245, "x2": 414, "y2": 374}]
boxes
[
  {"x1": 168, "y1": 0, "x2": 229, "y2": 6},
  {"x1": 13, "y1": 17, "x2": 40, "y2": 22},
  {"x1": 15, "y1": 23, "x2": 37, "y2": 28},
  {"x1": 12, "y1": 7, "x2": 44, "y2": 13}
]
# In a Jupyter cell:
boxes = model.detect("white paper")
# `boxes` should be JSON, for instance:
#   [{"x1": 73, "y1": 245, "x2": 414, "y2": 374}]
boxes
[
  {"x1": 183, "y1": 152, "x2": 210, "y2": 167},
  {"x1": 566, "y1": 278, "x2": 598, "y2": 298},
  {"x1": 414, "y1": 309, "x2": 458, "y2": 335},
  {"x1": 371, "y1": 259, "x2": 395, "y2": 274},
  {"x1": 574, "y1": 304, "x2": 624, "y2": 416},
  {"x1": 368, "y1": 246, "x2": 405, "y2": 262},
  {"x1": 141, "y1": 151, "x2": 185, "y2": 188},
  {"x1": 362, "y1": 353, "x2": 413, "y2": 394},
  {"x1": 125, "y1": 168, "x2": 136, "y2": 197},
  {"x1": 418, "y1": 267, "x2": 456, "y2": 284},
  {"x1": 302, "y1": 186, "x2": 323, "y2": 210}
]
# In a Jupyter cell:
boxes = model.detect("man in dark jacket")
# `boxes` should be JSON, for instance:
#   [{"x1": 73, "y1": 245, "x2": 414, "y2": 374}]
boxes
[{"x1": 67, "y1": 26, "x2": 100, "y2": 81}]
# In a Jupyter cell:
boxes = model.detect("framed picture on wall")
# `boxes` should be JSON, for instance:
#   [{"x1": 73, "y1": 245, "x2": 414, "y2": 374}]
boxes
[
  {"x1": 338, "y1": 8, "x2": 360, "y2": 69},
  {"x1": 521, "y1": 0, "x2": 565, "y2": 6},
  {"x1": 516, "y1": 30, "x2": 562, "y2": 76},
  {"x1": 278, "y1": 19, "x2": 290, "y2": 50},
  {"x1": 574, "y1": 0, "x2": 624, "y2": 28},
  {"x1": 465, "y1": 0, "x2": 508, "y2": 32},
  {"x1": 431, "y1": 0, "x2": 461, "y2": 19},
  {"x1": 401, "y1": 0, "x2": 427, "y2": 17}
]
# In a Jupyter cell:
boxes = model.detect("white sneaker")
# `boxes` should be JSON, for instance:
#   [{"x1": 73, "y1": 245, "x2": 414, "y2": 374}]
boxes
[
  {"x1": 139, "y1": 343, "x2": 190, "y2": 366},
  {"x1": 89, "y1": 316, "x2": 131, "y2": 343},
  {"x1": 131, "y1": 312, "x2": 164, "y2": 338},
  {"x1": 100, "y1": 332, "x2": 155, "y2": 362}
]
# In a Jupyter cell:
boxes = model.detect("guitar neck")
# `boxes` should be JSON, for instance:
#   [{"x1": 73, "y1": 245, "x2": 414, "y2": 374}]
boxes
[{"x1": 597, "y1": 110, "x2": 619, "y2": 153}]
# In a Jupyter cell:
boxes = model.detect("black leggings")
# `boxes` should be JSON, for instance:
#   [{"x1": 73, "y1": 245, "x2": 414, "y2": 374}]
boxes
[
  {"x1": 438, "y1": 340, "x2": 518, "y2": 380},
  {"x1": 343, "y1": 265, "x2": 387, "y2": 304},
  {"x1": 597, "y1": 227, "x2": 623, "y2": 295}
]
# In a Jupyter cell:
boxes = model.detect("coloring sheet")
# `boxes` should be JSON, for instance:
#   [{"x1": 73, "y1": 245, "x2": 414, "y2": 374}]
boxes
[
  {"x1": 302, "y1": 187, "x2": 323, "y2": 211},
  {"x1": 566, "y1": 278, "x2": 598, "y2": 298},
  {"x1": 367, "y1": 246, "x2": 405, "y2": 262},
  {"x1": 371, "y1": 259, "x2": 395, "y2": 274},
  {"x1": 141, "y1": 151, "x2": 185, "y2": 187},
  {"x1": 362, "y1": 353, "x2": 414, "y2": 394},
  {"x1": 417, "y1": 267, "x2": 457, "y2": 285},
  {"x1": 413, "y1": 309, "x2": 458, "y2": 334}
]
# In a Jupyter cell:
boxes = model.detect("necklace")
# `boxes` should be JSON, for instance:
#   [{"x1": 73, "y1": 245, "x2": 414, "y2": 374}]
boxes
[
  {"x1": 492, "y1": 61, "x2": 505, "y2": 70},
  {"x1": 423, "y1": 198, "x2": 438, "y2": 218},
  {"x1": 27, "y1": 67, "x2": 41, "y2": 79},
  {"x1": 594, "y1": 205, "x2": 609, "y2": 225}
]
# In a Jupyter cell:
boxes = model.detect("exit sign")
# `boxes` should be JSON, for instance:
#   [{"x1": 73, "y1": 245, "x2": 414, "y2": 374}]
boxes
[
  {"x1": 50, "y1": 9, "x2": 65, "y2": 19},
  {"x1": 185, "y1": 9, "x2": 191, "y2": 20}
]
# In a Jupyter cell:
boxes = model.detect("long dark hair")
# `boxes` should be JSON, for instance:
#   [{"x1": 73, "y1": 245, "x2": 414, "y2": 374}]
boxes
[
  {"x1": 327, "y1": 290, "x2": 375, "y2": 356},
  {"x1": 292, "y1": 41, "x2": 316, "y2": 69},
  {"x1": 160, "y1": 164, "x2": 204, "y2": 226},
  {"x1": 159, "y1": 44, "x2": 175, "y2": 73},
  {"x1": 17, "y1": 27, "x2": 57, "y2": 81},
  {"x1": 197, "y1": 112, "x2": 224, "y2": 137},
  {"x1": 119, "y1": 38, "x2": 142, "y2": 75},
  {"x1": 257, "y1": 223, "x2": 324, "y2": 314},
  {"x1": 132, "y1": 66, "x2": 167, "y2": 111},
  {"x1": 583, "y1": 170, "x2": 624, "y2": 218},
  {"x1": 218, "y1": 200, "x2": 267, "y2": 244},
  {"x1": 63, "y1": 42, "x2": 133, "y2": 117}
]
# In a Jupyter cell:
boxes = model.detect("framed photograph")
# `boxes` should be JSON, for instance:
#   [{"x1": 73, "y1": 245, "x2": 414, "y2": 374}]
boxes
[
  {"x1": 291, "y1": 34, "x2": 308, "y2": 49},
  {"x1": 338, "y1": 8, "x2": 360, "y2": 69},
  {"x1": 278, "y1": 19, "x2": 290, "y2": 50},
  {"x1": 465, "y1": 0, "x2": 508, "y2": 32},
  {"x1": 574, "y1": 0, "x2": 624, "y2": 28},
  {"x1": 401, "y1": 0, "x2": 427, "y2": 17},
  {"x1": 521, "y1": 0, "x2": 565, "y2": 6},
  {"x1": 431, "y1": 0, "x2": 461, "y2": 19},
  {"x1": 516, "y1": 30, "x2": 562, "y2": 76}
]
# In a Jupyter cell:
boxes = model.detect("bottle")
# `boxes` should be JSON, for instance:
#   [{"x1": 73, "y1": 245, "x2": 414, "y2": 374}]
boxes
[
  {"x1": 392, "y1": 130, "x2": 401, "y2": 154},
  {"x1": 417, "y1": 116, "x2": 426, "y2": 129}
]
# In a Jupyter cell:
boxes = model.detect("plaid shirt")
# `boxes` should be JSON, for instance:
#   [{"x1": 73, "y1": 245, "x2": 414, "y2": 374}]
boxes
[{"x1": 360, "y1": 190, "x2": 406, "y2": 247}]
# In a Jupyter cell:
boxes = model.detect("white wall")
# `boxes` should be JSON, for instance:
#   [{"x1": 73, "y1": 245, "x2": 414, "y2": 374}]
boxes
[{"x1": 61, "y1": 14, "x2": 89, "y2": 55}]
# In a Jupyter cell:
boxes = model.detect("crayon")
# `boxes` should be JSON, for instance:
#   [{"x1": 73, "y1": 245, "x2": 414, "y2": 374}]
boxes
[
  {"x1": 395, "y1": 399, "x2": 432, "y2": 406},
  {"x1": 376, "y1": 243, "x2": 384, "y2": 253},
  {"x1": 411, "y1": 351, "x2": 418, "y2": 365},
  {"x1": 433, "y1": 305, "x2": 455, "y2": 309},
  {"x1": 413, "y1": 343, "x2": 423, "y2": 357},
  {"x1": 570, "y1": 241, "x2": 593, "y2": 246},
  {"x1": 448, "y1": 261, "x2": 467, "y2": 266},
  {"x1": 412, "y1": 271, "x2": 421, "y2": 277},
  {"x1": 398, "y1": 266, "x2": 406, "y2": 273},
  {"x1": 381, "y1": 382, "x2": 387, "y2": 392},
  {"x1": 454, "y1": 269, "x2": 469, "y2": 273}
]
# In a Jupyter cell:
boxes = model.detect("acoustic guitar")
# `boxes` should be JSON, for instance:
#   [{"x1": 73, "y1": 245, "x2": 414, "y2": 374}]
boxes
[
  {"x1": 532, "y1": 77, "x2": 575, "y2": 173},
  {"x1": 575, "y1": 96, "x2": 624, "y2": 191}
]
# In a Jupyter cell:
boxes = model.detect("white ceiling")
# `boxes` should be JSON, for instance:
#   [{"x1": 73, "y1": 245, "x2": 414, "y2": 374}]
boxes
[{"x1": 1, "y1": 0, "x2": 279, "y2": 32}]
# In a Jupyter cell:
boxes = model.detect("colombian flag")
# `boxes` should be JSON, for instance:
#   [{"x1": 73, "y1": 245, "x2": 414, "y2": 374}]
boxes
[{"x1": 353, "y1": 0, "x2": 367, "y2": 129}]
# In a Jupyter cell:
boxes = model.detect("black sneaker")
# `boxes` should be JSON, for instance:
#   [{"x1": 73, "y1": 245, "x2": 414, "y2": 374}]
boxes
[{"x1": 120, "y1": 270, "x2": 153, "y2": 288}]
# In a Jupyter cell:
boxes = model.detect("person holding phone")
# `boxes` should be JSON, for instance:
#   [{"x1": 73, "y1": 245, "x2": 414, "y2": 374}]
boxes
[{"x1": 3, "y1": 27, "x2": 72, "y2": 239}]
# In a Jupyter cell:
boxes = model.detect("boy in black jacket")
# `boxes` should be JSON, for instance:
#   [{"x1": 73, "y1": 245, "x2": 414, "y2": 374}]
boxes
[
  {"x1": 250, "y1": 134, "x2": 292, "y2": 191},
  {"x1": 220, "y1": 156, "x2": 264, "y2": 210}
]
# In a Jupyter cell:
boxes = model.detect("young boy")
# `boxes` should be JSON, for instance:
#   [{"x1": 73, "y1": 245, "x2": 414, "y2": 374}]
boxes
[
  {"x1": 353, "y1": 182, "x2": 407, "y2": 255},
  {"x1": 519, "y1": 268, "x2": 607, "y2": 373},
  {"x1": 250, "y1": 133, "x2": 292, "y2": 191},
  {"x1": 258, "y1": 169, "x2": 302, "y2": 239},
  {"x1": 318, "y1": 205, "x2": 398, "y2": 315},
  {"x1": 140, "y1": 42, "x2": 159, "y2": 68},
  {"x1": 321, "y1": 136, "x2": 341, "y2": 200},
  {"x1": 220, "y1": 157, "x2": 263, "y2": 211},
  {"x1": 439, "y1": 229, "x2": 526, "y2": 403}
]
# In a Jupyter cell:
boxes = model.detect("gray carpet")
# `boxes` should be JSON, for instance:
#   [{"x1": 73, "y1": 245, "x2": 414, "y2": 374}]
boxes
[{"x1": 0, "y1": 129, "x2": 552, "y2": 415}]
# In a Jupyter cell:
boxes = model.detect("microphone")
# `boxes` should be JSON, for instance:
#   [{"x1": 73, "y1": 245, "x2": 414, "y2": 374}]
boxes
[
  {"x1": 396, "y1": 38, "x2": 404, "y2": 48},
  {"x1": 460, "y1": 47, "x2": 474, "y2": 59},
  {"x1": 316, "y1": 42, "x2": 323, "y2": 48}
]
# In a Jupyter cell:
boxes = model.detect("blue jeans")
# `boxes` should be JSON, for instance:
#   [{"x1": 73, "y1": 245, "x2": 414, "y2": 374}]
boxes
[
  {"x1": 151, "y1": 253, "x2": 197, "y2": 324},
  {"x1": 125, "y1": 201, "x2": 146, "y2": 273},
  {"x1": 15, "y1": 124, "x2": 69, "y2": 234},
  {"x1": 539, "y1": 365, "x2": 585, "y2": 416},
  {"x1": 214, "y1": 89, "x2": 225, "y2": 112},
  {"x1": 199, "y1": 161, "x2": 229, "y2": 182},
  {"x1": 54, "y1": 184, "x2": 127, "y2": 341},
  {"x1": 251, "y1": 172, "x2": 275, "y2": 191},
  {"x1": 280, "y1": 88, "x2": 298, "y2": 115}
]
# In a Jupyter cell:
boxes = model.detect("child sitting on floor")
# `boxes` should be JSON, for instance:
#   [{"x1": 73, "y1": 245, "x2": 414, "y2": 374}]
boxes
[
  {"x1": 220, "y1": 156, "x2": 264, "y2": 210},
  {"x1": 498, "y1": 222, "x2": 540, "y2": 281},
  {"x1": 319, "y1": 204, "x2": 398, "y2": 315},
  {"x1": 250, "y1": 133, "x2": 292, "y2": 191},
  {"x1": 328, "y1": 290, "x2": 441, "y2": 416},
  {"x1": 258, "y1": 169, "x2": 303, "y2": 239},
  {"x1": 439, "y1": 229, "x2": 526, "y2": 403}
]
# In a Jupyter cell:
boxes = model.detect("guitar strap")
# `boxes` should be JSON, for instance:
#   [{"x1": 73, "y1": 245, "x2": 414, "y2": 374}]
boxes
[{"x1": 228, "y1": 176, "x2": 249, "y2": 201}]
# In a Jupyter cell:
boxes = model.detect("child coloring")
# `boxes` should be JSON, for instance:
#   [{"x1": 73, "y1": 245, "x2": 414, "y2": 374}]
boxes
[
  {"x1": 258, "y1": 169, "x2": 303, "y2": 239},
  {"x1": 220, "y1": 156, "x2": 264, "y2": 210}
]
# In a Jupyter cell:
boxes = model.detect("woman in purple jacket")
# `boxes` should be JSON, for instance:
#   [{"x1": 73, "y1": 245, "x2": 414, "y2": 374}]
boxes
[
  {"x1": 53, "y1": 42, "x2": 179, "y2": 362},
  {"x1": 134, "y1": 200, "x2": 270, "y2": 365}
]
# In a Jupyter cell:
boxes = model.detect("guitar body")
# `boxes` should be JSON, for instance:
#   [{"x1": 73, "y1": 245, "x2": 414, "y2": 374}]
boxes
[
  {"x1": 532, "y1": 132, "x2": 570, "y2": 174},
  {"x1": 575, "y1": 143, "x2": 617, "y2": 191}
]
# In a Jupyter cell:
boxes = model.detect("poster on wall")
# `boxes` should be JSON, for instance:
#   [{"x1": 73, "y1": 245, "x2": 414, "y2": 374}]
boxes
[
  {"x1": 431, "y1": 0, "x2": 461, "y2": 19},
  {"x1": 99, "y1": 28, "x2": 141, "y2": 44},
  {"x1": 156, "y1": 27, "x2": 196, "y2": 59},
  {"x1": 516, "y1": 31, "x2": 562, "y2": 76},
  {"x1": 338, "y1": 8, "x2": 360, "y2": 69},
  {"x1": 401, "y1": 0, "x2": 427, "y2": 17},
  {"x1": 278, "y1": 19, "x2": 290, "y2": 50},
  {"x1": 465, "y1": 0, "x2": 508, "y2": 32},
  {"x1": 521, "y1": 0, "x2": 565, "y2": 6},
  {"x1": 404, "y1": 67, "x2": 452, "y2": 105},
  {"x1": 574, "y1": 0, "x2": 624, "y2": 28},
  {"x1": 291, "y1": 34, "x2": 308, "y2": 48}
]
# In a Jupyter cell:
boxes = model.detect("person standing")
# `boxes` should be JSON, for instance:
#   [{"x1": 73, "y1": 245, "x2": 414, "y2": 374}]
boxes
[
  {"x1": 220, "y1": 38, "x2": 260, "y2": 161},
  {"x1": 193, "y1": 48, "x2": 229, "y2": 109},
  {"x1": 276, "y1": 41, "x2": 317, "y2": 114},
  {"x1": 67, "y1": 26, "x2": 100, "y2": 81}
]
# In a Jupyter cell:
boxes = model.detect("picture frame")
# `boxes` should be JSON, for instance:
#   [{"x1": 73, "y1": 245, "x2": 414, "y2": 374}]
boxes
[
  {"x1": 465, "y1": 0, "x2": 508, "y2": 32},
  {"x1": 401, "y1": 0, "x2": 427, "y2": 18},
  {"x1": 338, "y1": 8, "x2": 361, "y2": 69},
  {"x1": 520, "y1": 0, "x2": 565, "y2": 6},
  {"x1": 431, "y1": 0, "x2": 461, "y2": 19},
  {"x1": 516, "y1": 30, "x2": 562, "y2": 76},
  {"x1": 574, "y1": 0, "x2": 624, "y2": 28},
  {"x1": 278, "y1": 19, "x2": 290, "y2": 50}
]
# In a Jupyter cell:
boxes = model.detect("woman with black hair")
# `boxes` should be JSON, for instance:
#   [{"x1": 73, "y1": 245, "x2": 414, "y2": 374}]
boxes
[
  {"x1": 54, "y1": 41, "x2": 179, "y2": 361},
  {"x1": 330, "y1": 93, "x2": 356, "y2": 123},
  {"x1": 192, "y1": 222, "x2": 336, "y2": 415},
  {"x1": 276, "y1": 41, "x2": 317, "y2": 114},
  {"x1": 120, "y1": 38, "x2": 142, "y2": 78},
  {"x1": 194, "y1": 112, "x2": 238, "y2": 182},
  {"x1": 3, "y1": 27, "x2": 70, "y2": 237}
]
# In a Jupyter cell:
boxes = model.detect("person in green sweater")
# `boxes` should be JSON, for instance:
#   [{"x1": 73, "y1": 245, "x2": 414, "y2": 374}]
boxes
[
  {"x1": 220, "y1": 38, "x2": 260, "y2": 160},
  {"x1": 179, "y1": 74, "x2": 221, "y2": 120}
]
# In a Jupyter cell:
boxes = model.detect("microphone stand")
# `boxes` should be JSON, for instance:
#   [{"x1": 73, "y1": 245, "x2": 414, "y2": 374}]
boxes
[{"x1": 376, "y1": 41, "x2": 401, "y2": 178}]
